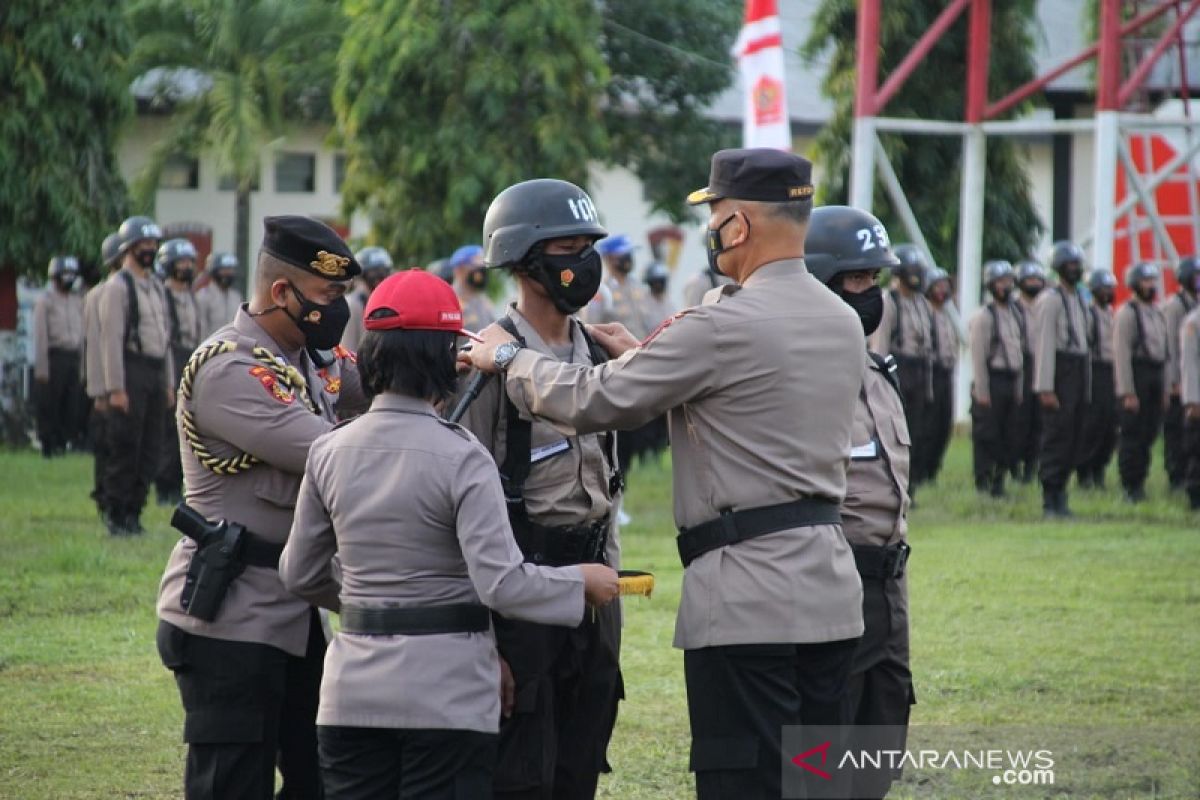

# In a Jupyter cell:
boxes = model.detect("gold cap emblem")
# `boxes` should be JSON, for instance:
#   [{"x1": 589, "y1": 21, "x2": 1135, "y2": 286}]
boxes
[{"x1": 311, "y1": 250, "x2": 350, "y2": 277}]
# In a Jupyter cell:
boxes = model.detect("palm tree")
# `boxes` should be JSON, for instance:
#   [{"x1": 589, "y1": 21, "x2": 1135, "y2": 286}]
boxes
[{"x1": 127, "y1": 0, "x2": 341, "y2": 287}]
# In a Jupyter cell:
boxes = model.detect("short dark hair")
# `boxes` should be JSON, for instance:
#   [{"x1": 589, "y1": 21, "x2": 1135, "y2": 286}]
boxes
[
  {"x1": 761, "y1": 199, "x2": 812, "y2": 224},
  {"x1": 357, "y1": 328, "x2": 458, "y2": 403}
]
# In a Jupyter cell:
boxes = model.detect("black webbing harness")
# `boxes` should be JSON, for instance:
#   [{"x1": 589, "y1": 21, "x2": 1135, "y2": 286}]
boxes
[{"x1": 117, "y1": 270, "x2": 143, "y2": 353}]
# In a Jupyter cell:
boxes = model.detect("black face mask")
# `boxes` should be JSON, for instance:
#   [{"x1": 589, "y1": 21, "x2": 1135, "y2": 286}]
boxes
[
  {"x1": 215, "y1": 273, "x2": 236, "y2": 290},
  {"x1": 1020, "y1": 281, "x2": 1043, "y2": 298},
  {"x1": 903, "y1": 271, "x2": 923, "y2": 291},
  {"x1": 992, "y1": 286, "x2": 1012, "y2": 303},
  {"x1": 55, "y1": 275, "x2": 77, "y2": 292},
  {"x1": 706, "y1": 213, "x2": 745, "y2": 277},
  {"x1": 525, "y1": 246, "x2": 603, "y2": 314},
  {"x1": 613, "y1": 255, "x2": 634, "y2": 275},
  {"x1": 837, "y1": 284, "x2": 884, "y2": 336},
  {"x1": 467, "y1": 267, "x2": 489, "y2": 291},
  {"x1": 1094, "y1": 291, "x2": 1113, "y2": 308},
  {"x1": 286, "y1": 282, "x2": 351, "y2": 350},
  {"x1": 1059, "y1": 263, "x2": 1082, "y2": 285},
  {"x1": 174, "y1": 267, "x2": 194, "y2": 285},
  {"x1": 134, "y1": 247, "x2": 157, "y2": 269},
  {"x1": 1135, "y1": 286, "x2": 1157, "y2": 303}
]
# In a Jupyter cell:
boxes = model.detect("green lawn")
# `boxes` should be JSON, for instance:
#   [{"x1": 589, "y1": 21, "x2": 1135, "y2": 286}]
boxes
[{"x1": 0, "y1": 437, "x2": 1197, "y2": 799}]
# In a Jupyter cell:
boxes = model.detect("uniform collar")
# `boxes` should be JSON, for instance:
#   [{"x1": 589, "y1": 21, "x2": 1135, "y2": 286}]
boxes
[
  {"x1": 742, "y1": 257, "x2": 808, "y2": 288},
  {"x1": 233, "y1": 305, "x2": 305, "y2": 365},
  {"x1": 370, "y1": 393, "x2": 436, "y2": 416},
  {"x1": 506, "y1": 305, "x2": 587, "y2": 358}
]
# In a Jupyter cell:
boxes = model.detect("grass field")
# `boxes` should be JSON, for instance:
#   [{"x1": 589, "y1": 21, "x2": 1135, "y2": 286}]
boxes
[{"x1": 0, "y1": 437, "x2": 1197, "y2": 799}]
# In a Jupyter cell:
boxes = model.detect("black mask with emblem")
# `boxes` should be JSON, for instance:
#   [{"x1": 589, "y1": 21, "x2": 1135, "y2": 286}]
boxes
[
  {"x1": 286, "y1": 282, "x2": 352, "y2": 350},
  {"x1": 467, "y1": 267, "x2": 489, "y2": 291},
  {"x1": 523, "y1": 245, "x2": 603, "y2": 315}
]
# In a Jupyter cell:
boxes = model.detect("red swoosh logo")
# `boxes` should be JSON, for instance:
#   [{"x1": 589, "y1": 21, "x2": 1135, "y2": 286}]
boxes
[{"x1": 791, "y1": 740, "x2": 833, "y2": 780}]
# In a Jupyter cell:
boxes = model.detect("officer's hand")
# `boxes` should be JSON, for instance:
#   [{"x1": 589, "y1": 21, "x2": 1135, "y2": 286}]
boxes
[
  {"x1": 1123, "y1": 394, "x2": 1140, "y2": 413},
  {"x1": 579, "y1": 564, "x2": 620, "y2": 607},
  {"x1": 109, "y1": 390, "x2": 130, "y2": 413},
  {"x1": 586, "y1": 322, "x2": 640, "y2": 359},
  {"x1": 1038, "y1": 391, "x2": 1060, "y2": 411},
  {"x1": 499, "y1": 657, "x2": 516, "y2": 718},
  {"x1": 1186, "y1": 403, "x2": 1200, "y2": 420},
  {"x1": 94, "y1": 397, "x2": 109, "y2": 413},
  {"x1": 460, "y1": 323, "x2": 517, "y2": 374}
]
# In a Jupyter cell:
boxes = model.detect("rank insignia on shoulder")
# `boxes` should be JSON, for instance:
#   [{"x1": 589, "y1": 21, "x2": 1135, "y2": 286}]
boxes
[
  {"x1": 249, "y1": 365, "x2": 295, "y2": 405},
  {"x1": 642, "y1": 309, "x2": 693, "y2": 346},
  {"x1": 331, "y1": 344, "x2": 357, "y2": 364}
]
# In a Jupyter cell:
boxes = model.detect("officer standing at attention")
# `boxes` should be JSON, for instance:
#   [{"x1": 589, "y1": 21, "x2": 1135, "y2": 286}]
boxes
[
  {"x1": 805, "y1": 205, "x2": 915, "y2": 800},
  {"x1": 455, "y1": 178, "x2": 624, "y2": 800},
  {"x1": 279, "y1": 269, "x2": 619, "y2": 799},
  {"x1": 924, "y1": 267, "x2": 960, "y2": 484},
  {"x1": 870, "y1": 243, "x2": 936, "y2": 491},
  {"x1": 195, "y1": 251, "x2": 243, "y2": 338},
  {"x1": 83, "y1": 234, "x2": 122, "y2": 519},
  {"x1": 1077, "y1": 271, "x2": 1118, "y2": 489},
  {"x1": 33, "y1": 255, "x2": 84, "y2": 457},
  {"x1": 464, "y1": 149, "x2": 865, "y2": 799},
  {"x1": 155, "y1": 238, "x2": 203, "y2": 506},
  {"x1": 1162, "y1": 256, "x2": 1199, "y2": 491},
  {"x1": 98, "y1": 216, "x2": 173, "y2": 536},
  {"x1": 1114, "y1": 262, "x2": 1169, "y2": 503},
  {"x1": 449, "y1": 244, "x2": 498, "y2": 333},
  {"x1": 341, "y1": 245, "x2": 393, "y2": 351},
  {"x1": 1013, "y1": 260, "x2": 1048, "y2": 483},
  {"x1": 584, "y1": 234, "x2": 655, "y2": 339},
  {"x1": 1032, "y1": 241, "x2": 1090, "y2": 518},
  {"x1": 643, "y1": 261, "x2": 676, "y2": 327},
  {"x1": 155, "y1": 216, "x2": 367, "y2": 800},
  {"x1": 968, "y1": 261, "x2": 1025, "y2": 498},
  {"x1": 1179, "y1": 302, "x2": 1200, "y2": 510}
]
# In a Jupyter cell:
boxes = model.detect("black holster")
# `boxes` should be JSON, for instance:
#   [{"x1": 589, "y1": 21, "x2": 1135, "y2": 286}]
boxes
[
  {"x1": 511, "y1": 515, "x2": 611, "y2": 567},
  {"x1": 173, "y1": 504, "x2": 254, "y2": 622}
]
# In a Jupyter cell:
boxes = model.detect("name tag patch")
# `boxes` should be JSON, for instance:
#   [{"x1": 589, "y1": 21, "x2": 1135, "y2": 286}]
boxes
[
  {"x1": 530, "y1": 438, "x2": 572, "y2": 464},
  {"x1": 850, "y1": 439, "x2": 880, "y2": 461}
]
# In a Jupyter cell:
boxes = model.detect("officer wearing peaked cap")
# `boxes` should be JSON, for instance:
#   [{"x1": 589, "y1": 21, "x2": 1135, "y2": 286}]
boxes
[
  {"x1": 465, "y1": 148, "x2": 865, "y2": 799},
  {"x1": 155, "y1": 215, "x2": 368, "y2": 800}
]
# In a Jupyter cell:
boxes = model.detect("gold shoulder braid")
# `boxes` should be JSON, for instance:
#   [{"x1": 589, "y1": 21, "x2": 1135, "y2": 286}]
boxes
[{"x1": 179, "y1": 340, "x2": 319, "y2": 475}]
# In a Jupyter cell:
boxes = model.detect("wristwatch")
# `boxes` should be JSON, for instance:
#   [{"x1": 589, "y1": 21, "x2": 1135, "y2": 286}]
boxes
[{"x1": 494, "y1": 341, "x2": 523, "y2": 371}]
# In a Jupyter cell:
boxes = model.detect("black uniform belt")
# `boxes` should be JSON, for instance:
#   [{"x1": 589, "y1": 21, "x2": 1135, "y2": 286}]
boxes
[
  {"x1": 988, "y1": 367, "x2": 1019, "y2": 377},
  {"x1": 339, "y1": 603, "x2": 490, "y2": 636},
  {"x1": 852, "y1": 542, "x2": 911, "y2": 580},
  {"x1": 1055, "y1": 350, "x2": 1088, "y2": 362},
  {"x1": 676, "y1": 498, "x2": 842, "y2": 568},
  {"x1": 125, "y1": 351, "x2": 166, "y2": 368},
  {"x1": 178, "y1": 523, "x2": 282, "y2": 569},
  {"x1": 892, "y1": 354, "x2": 928, "y2": 368},
  {"x1": 513, "y1": 516, "x2": 610, "y2": 567},
  {"x1": 1132, "y1": 357, "x2": 1164, "y2": 368},
  {"x1": 48, "y1": 347, "x2": 80, "y2": 356}
]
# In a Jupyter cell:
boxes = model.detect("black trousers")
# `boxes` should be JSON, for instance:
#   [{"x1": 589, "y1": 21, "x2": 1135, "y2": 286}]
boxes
[
  {"x1": 1078, "y1": 361, "x2": 1118, "y2": 484},
  {"x1": 318, "y1": 726, "x2": 495, "y2": 800},
  {"x1": 103, "y1": 354, "x2": 166, "y2": 522},
  {"x1": 1185, "y1": 417, "x2": 1200, "y2": 505},
  {"x1": 89, "y1": 407, "x2": 110, "y2": 515},
  {"x1": 36, "y1": 347, "x2": 81, "y2": 456},
  {"x1": 157, "y1": 612, "x2": 325, "y2": 800},
  {"x1": 927, "y1": 365, "x2": 954, "y2": 482},
  {"x1": 493, "y1": 601, "x2": 622, "y2": 800},
  {"x1": 1164, "y1": 395, "x2": 1186, "y2": 487},
  {"x1": 1118, "y1": 360, "x2": 1165, "y2": 492},
  {"x1": 970, "y1": 371, "x2": 1021, "y2": 489},
  {"x1": 893, "y1": 356, "x2": 931, "y2": 485},
  {"x1": 684, "y1": 638, "x2": 859, "y2": 800},
  {"x1": 1039, "y1": 353, "x2": 1088, "y2": 493},
  {"x1": 156, "y1": 345, "x2": 190, "y2": 500},
  {"x1": 1014, "y1": 353, "x2": 1041, "y2": 478}
]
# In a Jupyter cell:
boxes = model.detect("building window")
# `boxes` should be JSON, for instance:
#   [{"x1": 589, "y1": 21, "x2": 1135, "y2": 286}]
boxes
[
  {"x1": 160, "y1": 155, "x2": 199, "y2": 190},
  {"x1": 275, "y1": 152, "x2": 316, "y2": 193},
  {"x1": 218, "y1": 169, "x2": 260, "y2": 192},
  {"x1": 334, "y1": 154, "x2": 347, "y2": 193}
]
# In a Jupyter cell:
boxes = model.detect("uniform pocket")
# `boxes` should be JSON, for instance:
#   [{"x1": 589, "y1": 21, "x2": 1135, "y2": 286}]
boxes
[
  {"x1": 890, "y1": 415, "x2": 912, "y2": 447},
  {"x1": 252, "y1": 469, "x2": 300, "y2": 510}
]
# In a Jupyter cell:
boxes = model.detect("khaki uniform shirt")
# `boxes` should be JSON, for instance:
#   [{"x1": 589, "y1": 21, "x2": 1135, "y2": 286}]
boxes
[
  {"x1": 968, "y1": 301, "x2": 1024, "y2": 403},
  {"x1": 82, "y1": 281, "x2": 108, "y2": 398},
  {"x1": 196, "y1": 284, "x2": 244, "y2": 339},
  {"x1": 1114, "y1": 298, "x2": 1168, "y2": 398},
  {"x1": 1032, "y1": 285, "x2": 1089, "y2": 394},
  {"x1": 32, "y1": 287, "x2": 83, "y2": 380},
  {"x1": 280, "y1": 394, "x2": 584, "y2": 733},
  {"x1": 98, "y1": 266, "x2": 173, "y2": 394},
  {"x1": 1087, "y1": 302, "x2": 1115, "y2": 364},
  {"x1": 459, "y1": 292, "x2": 497, "y2": 335},
  {"x1": 1162, "y1": 291, "x2": 1197, "y2": 391},
  {"x1": 341, "y1": 288, "x2": 368, "y2": 352},
  {"x1": 842, "y1": 355, "x2": 910, "y2": 548},
  {"x1": 643, "y1": 293, "x2": 676, "y2": 329},
  {"x1": 681, "y1": 269, "x2": 735, "y2": 308},
  {"x1": 1180, "y1": 307, "x2": 1200, "y2": 405},
  {"x1": 156, "y1": 308, "x2": 367, "y2": 657},
  {"x1": 458, "y1": 307, "x2": 615, "y2": 530},
  {"x1": 871, "y1": 288, "x2": 934, "y2": 360},
  {"x1": 502, "y1": 258, "x2": 865, "y2": 650},
  {"x1": 929, "y1": 302, "x2": 961, "y2": 371},
  {"x1": 165, "y1": 283, "x2": 202, "y2": 353},
  {"x1": 583, "y1": 275, "x2": 656, "y2": 339}
]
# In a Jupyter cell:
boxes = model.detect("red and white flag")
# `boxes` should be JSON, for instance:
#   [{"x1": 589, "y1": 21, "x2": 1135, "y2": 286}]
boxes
[{"x1": 733, "y1": 0, "x2": 792, "y2": 151}]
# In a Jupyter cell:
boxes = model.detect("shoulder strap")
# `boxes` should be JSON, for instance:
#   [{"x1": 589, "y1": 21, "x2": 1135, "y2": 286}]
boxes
[
  {"x1": 164, "y1": 287, "x2": 181, "y2": 346},
  {"x1": 925, "y1": 297, "x2": 939, "y2": 353},
  {"x1": 1058, "y1": 287, "x2": 1081, "y2": 349},
  {"x1": 868, "y1": 351, "x2": 903, "y2": 399},
  {"x1": 889, "y1": 289, "x2": 903, "y2": 349},
  {"x1": 118, "y1": 271, "x2": 141, "y2": 353},
  {"x1": 575, "y1": 319, "x2": 622, "y2": 487},
  {"x1": 495, "y1": 316, "x2": 532, "y2": 516},
  {"x1": 1132, "y1": 301, "x2": 1148, "y2": 359}
]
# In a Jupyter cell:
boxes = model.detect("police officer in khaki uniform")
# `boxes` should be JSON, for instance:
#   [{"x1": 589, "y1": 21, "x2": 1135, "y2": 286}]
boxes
[
  {"x1": 583, "y1": 234, "x2": 656, "y2": 340},
  {"x1": 871, "y1": 244, "x2": 936, "y2": 489},
  {"x1": 195, "y1": 251, "x2": 243, "y2": 338},
  {"x1": 341, "y1": 245, "x2": 393, "y2": 352},
  {"x1": 968, "y1": 261, "x2": 1025, "y2": 498},
  {"x1": 33, "y1": 255, "x2": 84, "y2": 457},
  {"x1": 643, "y1": 261, "x2": 675, "y2": 327},
  {"x1": 1078, "y1": 270, "x2": 1118, "y2": 489},
  {"x1": 806, "y1": 205, "x2": 914, "y2": 799},
  {"x1": 1179, "y1": 305, "x2": 1200, "y2": 510},
  {"x1": 1114, "y1": 262, "x2": 1169, "y2": 503},
  {"x1": 456, "y1": 179, "x2": 623, "y2": 800},
  {"x1": 449, "y1": 244, "x2": 498, "y2": 333},
  {"x1": 83, "y1": 234, "x2": 122, "y2": 518},
  {"x1": 925, "y1": 267, "x2": 960, "y2": 483},
  {"x1": 155, "y1": 216, "x2": 367, "y2": 800},
  {"x1": 681, "y1": 260, "x2": 735, "y2": 308},
  {"x1": 98, "y1": 216, "x2": 174, "y2": 535},
  {"x1": 154, "y1": 238, "x2": 203, "y2": 505},
  {"x1": 1032, "y1": 241, "x2": 1091, "y2": 517},
  {"x1": 1162, "y1": 256, "x2": 1199, "y2": 490},
  {"x1": 1013, "y1": 260, "x2": 1047, "y2": 483},
  {"x1": 465, "y1": 149, "x2": 865, "y2": 799},
  {"x1": 280, "y1": 269, "x2": 618, "y2": 799}
]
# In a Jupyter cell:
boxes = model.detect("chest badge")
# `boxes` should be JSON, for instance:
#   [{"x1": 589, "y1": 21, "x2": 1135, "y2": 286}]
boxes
[{"x1": 248, "y1": 365, "x2": 295, "y2": 405}]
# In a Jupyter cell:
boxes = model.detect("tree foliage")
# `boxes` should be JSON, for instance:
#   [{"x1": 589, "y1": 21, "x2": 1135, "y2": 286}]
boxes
[
  {"x1": 336, "y1": 0, "x2": 739, "y2": 262},
  {"x1": 0, "y1": 2, "x2": 132, "y2": 278},
  {"x1": 803, "y1": 0, "x2": 1045, "y2": 270}
]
